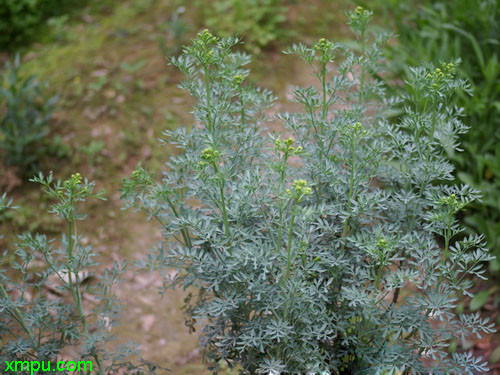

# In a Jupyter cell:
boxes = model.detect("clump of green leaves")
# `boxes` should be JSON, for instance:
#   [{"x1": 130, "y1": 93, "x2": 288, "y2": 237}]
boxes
[
  {"x1": 0, "y1": 0, "x2": 85, "y2": 49},
  {"x1": 123, "y1": 11, "x2": 495, "y2": 375},
  {"x1": 0, "y1": 173, "x2": 156, "y2": 374},
  {"x1": 196, "y1": 0, "x2": 287, "y2": 51},
  {"x1": 0, "y1": 56, "x2": 59, "y2": 176},
  {"x1": 380, "y1": 0, "x2": 500, "y2": 273}
]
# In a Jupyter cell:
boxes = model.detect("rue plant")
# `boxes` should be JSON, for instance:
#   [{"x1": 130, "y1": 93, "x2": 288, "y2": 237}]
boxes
[
  {"x1": 0, "y1": 174, "x2": 156, "y2": 374},
  {"x1": 123, "y1": 10, "x2": 495, "y2": 375}
]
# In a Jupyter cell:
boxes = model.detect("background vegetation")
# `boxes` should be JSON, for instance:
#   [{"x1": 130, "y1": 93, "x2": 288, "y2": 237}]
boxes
[{"x1": 381, "y1": 0, "x2": 500, "y2": 275}]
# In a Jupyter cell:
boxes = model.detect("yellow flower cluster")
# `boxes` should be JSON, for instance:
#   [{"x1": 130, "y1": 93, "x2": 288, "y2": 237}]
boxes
[
  {"x1": 57, "y1": 173, "x2": 87, "y2": 197},
  {"x1": 201, "y1": 147, "x2": 219, "y2": 161},
  {"x1": 130, "y1": 167, "x2": 153, "y2": 186},
  {"x1": 352, "y1": 122, "x2": 363, "y2": 132},
  {"x1": 344, "y1": 122, "x2": 368, "y2": 136},
  {"x1": 191, "y1": 29, "x2": 219, "y2": 64},
  {"x1": 64, "y1": 173, "x2": 82, "y2": 189},
  {"x1": 440, "y1": 193, "x2": 457, "y2": 205},
  {"x1": 438, "y1": 193, "x2": 469, "y2": 216},
  {"x1": 274, "y1": 137, "x2": 303, "y2": 155},
  {"x1": 427, "y1": 62, "x2": 455, "y2": 88},
  {"x1": 286, "y1": 179, "x2": 312, "y2": 200},
  {"x1": 313, "y1": 38, "x2": 333, "y2": 53},
  {"x1": 233, "y1": 74, "x2": 245, "y2": 86},
  {"x1": 349, "y1": 6, "x2": 371, "y2": 23},
  {"x1": 376, "y1": 238, "x2": 389, "y2": 249},
  {"x1": 200, "y1": 147, "x2": 219, "y2": 167},
  {"x1": 197, "y1": 29, "x2": 218, "y2": 46},
  {"x1": 355, "y1": 6, "x2": 367, "y2": 15},
  {"x1": 439, "y1": 193, "x2": 464, "y2": 210}
]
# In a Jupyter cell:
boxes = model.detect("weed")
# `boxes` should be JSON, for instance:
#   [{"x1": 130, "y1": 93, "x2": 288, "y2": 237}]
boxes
[
  {"x1": 0, "y1": 56, "x2": 59, "y2": 176},
  {"x1": 196, "y1": 0, "x2": 287, "y2": 52}
]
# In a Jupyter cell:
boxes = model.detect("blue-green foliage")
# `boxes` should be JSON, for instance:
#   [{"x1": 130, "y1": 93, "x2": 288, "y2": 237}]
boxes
[
  {"x1": 0, "y1": 174, "x2": 157, "y2": 374},
  {"x1": 122, "y1": 10, "x2": 495, "y2": 375}
]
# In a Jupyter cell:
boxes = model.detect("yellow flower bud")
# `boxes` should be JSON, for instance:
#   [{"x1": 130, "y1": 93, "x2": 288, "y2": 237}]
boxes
[
  {"x1": 201, "y1": 147, "x2": 219, "y2": 163},
  {"x1": 233, "y1": 74, "x2": 244, "y2": 85},
  {"x1": 376, "y1": 238, "x2": 388, "y2": 249}
]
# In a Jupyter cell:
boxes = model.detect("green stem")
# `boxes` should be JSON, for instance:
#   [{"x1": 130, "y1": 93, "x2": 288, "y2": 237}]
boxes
[
  {"x1": 276, "y1": 199, "x2": 284, "y2": 252},
  {"x1": 0, "y1": 282, "x2": 37, "y2": 346},
  {"x1": 68, "y1": 198, "x2": 103, "y2": 374},
  {"x1": 308, "y1": 105, "x2": 320, "y2": 138},
  {"x1": 419, "y1": 109, "x2": 436, "y2": 194},
  {"x1": 321, "y1": 64, "x2": 327, "y2": 121},
  {"x1": 359, "y1": 28, "x2": 366, "y2": 106},
  {"x1": 239, "y1": 87, "x2": 245, "y2": 127},
  {"x1": 66, "y1": 218, "x2": 78, "y2": 305},
  {"x1": 437, "y1": 223, "x2": 452, "y2": 287},
  {"x1": 219, "y1": 183, "x2": 230, "y2": 239},
  {"x1": 276, "y1": 156, "x2": 288, "y2": 252},
  {"x1": 213, "y1": 163, "x2": 231, "y2": 245},
  {"x1": 75, "y1": 285, "x2": 87, "y2": 334},
  {"x1": 285, "y1": 202, "x2": 298, "y2": 280},
  {"x1": 374, "y1": 259, "x2": 384, "y2": 291},
  {"x1": 341, "y1": 139, "x2": 357, "y2": 251},
  {"x1": 425, "y1": 110, "x2": 437, "y2": 163},
  {"x1": 442, "y1": 224, "x2": 451, "y2": 264},
  {"x1": 94, "y1": 354, "x2": 104, "y2": 375},
  {"x1": 71, "y1": 217, "x2": 88, "y2": 335},
  {"x1": 66, "y1": 199, "x2": 92, "y2": 366},
  {"x1": 308, "y1": 105, "x2": 324, "y2": 199},
  {"x1": 203, "y1": 64, "x2": 212, "y2": 130},
  {"x1": 165, "y1": 196, "x2": 192, "y2": 248}
]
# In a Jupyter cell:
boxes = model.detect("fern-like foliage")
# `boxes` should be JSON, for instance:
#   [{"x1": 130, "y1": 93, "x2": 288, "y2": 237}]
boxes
[
  {"x1": 0, "y1": 175, "x2": 159, "y2": 374},
  {"x1": 122, "y1": 9, "x2": 495, "y2": 375}
]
